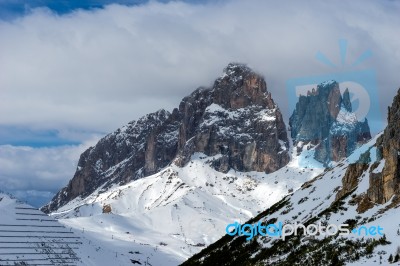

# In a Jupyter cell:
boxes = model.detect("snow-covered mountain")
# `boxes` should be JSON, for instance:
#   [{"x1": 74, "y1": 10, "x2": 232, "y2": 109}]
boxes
[
  {"x1": 183, "y1": 89, "x2": 400, "y2": 266},
  {"x1": 38, "y1": 63, "x2": 326, "y2": 265},
  {"x1": 38, "y1": 63, "x2": 382, "y2": 265},
  {"x1": 42, "y1": 63, "x2": 290, "y2": 214}
]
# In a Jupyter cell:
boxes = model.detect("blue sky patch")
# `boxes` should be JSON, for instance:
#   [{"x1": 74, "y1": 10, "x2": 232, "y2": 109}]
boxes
[
  {"x1": 0, "y1": 126, "x2": 81, "y2": 147},
  {"x1": 0, "y1": 0, "x2": 207, "y2": 20}
]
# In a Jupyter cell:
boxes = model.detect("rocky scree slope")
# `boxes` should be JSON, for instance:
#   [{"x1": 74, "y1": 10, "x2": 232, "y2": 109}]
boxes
[{"x1": 42, "y1": 63, "x2": 290, "y2": 213}]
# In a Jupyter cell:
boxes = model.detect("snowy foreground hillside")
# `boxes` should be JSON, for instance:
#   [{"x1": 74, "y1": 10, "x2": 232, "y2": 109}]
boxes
[
  {"x1": 0, "y1": 193, "x2": 81, "y2": 265},
  {"x1": 49, "y1": 146, "x2": 323, "y2": 265},
  {"x1": 183, "y1": 134, "x2": 400, "y2": 266},
  {"x1": 0, "y1": 192, "x2": 182, "y2": 265}
]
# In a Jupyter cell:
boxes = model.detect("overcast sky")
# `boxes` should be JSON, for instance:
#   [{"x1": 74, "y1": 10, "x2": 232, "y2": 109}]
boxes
[{"x1": 1, "y1": 0, "x2": 399, "y2": 207}]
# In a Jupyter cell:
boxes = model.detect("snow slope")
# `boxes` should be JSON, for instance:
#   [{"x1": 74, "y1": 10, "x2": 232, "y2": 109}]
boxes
[
  {"x1": 0, "y1": 193, "x2": 81, "y2": 265},
  {"x1": 49, "y1": 147, "x2": 323, "y2": 265},
  {"x1": 0, "y1": 192, "x2": 184, "y2": 266}
]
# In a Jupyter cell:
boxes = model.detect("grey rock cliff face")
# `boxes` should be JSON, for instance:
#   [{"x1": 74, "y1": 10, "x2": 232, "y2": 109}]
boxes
[
  {"x1": 174, "y1": 63, "x2": 289, "y2": 173},
  {"x1": 42, "y1": 63, "x2": 290, "y2": 213},
  {"x1": 334, "y1": 88, "x2": 400, "y2": 213},
  {"x1": 289, "y1": 81, "x2": 371, "y2": 165},
  {"x1": 367, "y1": 88, "x2": 400, "y2": 204}
]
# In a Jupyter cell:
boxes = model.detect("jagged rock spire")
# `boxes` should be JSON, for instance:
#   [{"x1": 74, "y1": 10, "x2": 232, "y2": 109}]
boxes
[{"x1": 289, "y1": 81, "x2": 371, "y2": 165}]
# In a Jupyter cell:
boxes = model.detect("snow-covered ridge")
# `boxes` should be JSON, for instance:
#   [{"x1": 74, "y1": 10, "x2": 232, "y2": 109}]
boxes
[
  {"x1": 336, "y1": 107, "x2": 358, "y2": 124},
  {"x1": 330, "y1": 107, "x2": 358, "y2": 135}
]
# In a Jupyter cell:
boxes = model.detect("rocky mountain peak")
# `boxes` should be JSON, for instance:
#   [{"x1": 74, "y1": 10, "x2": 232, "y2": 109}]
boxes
[
  {"x1": 42, "y1": 63, "x2": 290, "y2": 213},
  {"x1": 174, "y1": 63, "x2": 289, "y2": 172},
  {"x1": 342, "y1": 88, "x2": 352, "y2": 112},
  {"x1": 212, "y1": 63, "x2": 275, "y2": 110},
  {"x1": 289, "y1": 80, "x2": 371, "y2": 165}
]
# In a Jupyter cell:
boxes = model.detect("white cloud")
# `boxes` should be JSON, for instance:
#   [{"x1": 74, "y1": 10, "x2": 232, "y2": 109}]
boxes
[
  {"x1": 0, "y1": 136, "x2": 99, "y2": 192},
  {"x1": 1, "y1": 0, "x2": 399, "y2": 134}
]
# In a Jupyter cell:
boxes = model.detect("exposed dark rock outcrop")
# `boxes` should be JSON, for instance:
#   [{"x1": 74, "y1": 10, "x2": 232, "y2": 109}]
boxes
[
  {"x1": 289, "y1": 81, "x2": 371, "y2": 165},
  {"x1": 367, "y1": 88, "x2": 400, "y2": 204},
  {"x1": 336, "y1": 162, "x2": 369, "y2": 200},
  {"x1": 102, "y1": 204, "x2": 112, "y2": 214},
  {"x1": 42, "y1": 63, "x2": 290, "y2": 213},
  {"x1": 334, "y1": 88, "x2": 400, "y2": 211}
]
